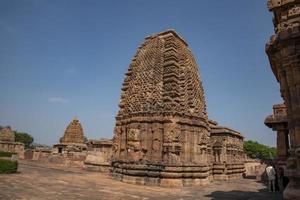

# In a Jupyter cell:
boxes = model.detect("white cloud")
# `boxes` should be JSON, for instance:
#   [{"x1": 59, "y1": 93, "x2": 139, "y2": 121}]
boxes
[{"x1": 48, "y1": 97, "x2": 69, "y2": 104}]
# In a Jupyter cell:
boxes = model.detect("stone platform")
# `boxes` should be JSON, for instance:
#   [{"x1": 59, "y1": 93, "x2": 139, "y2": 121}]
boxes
[
  {"x1": 112, "y1": 162, "x2": 211, "y2": 187},
  {"x1": 0, "y1": 160, "x2": 283, "y2": 200}
]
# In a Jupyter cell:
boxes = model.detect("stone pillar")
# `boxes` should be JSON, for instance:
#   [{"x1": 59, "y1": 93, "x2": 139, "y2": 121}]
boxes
[
  {"x1": 277, "y1": 127, "x2": 289, "y2": 166},
  {"x1": 266, "y1": 1, "x2": 300, "y2": 199},
  {"x1": 265, "y1": 104, "x2": 289, "y2": 166}
]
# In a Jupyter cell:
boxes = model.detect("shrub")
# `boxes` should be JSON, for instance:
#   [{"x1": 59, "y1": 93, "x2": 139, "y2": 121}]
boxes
[
  {"x1": 0, "y1": 151, "x2": 17, "y2": 157},
  {"x1": 0, "y1": 159, "x2": 18, "y2": 173}
]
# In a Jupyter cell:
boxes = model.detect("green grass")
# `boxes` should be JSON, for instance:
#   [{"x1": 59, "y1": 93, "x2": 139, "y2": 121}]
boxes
[
  {"x1": 0, "y1": 159, "x2": 18, "y2": 174},
  {"x1": 0, "y1": 151, "x2": 17, "y2": 157}
]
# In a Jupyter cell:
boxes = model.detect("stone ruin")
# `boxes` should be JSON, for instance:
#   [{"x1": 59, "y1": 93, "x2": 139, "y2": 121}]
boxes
[
  {"x1": 111, "y1": 30, "x2": 245, "y2": 186},
  {"x1": 24, "y1": 118, "x2": 113, "y2": 170},
  {"x1": 0, "y1": 126, "x2": 24, "y2": 155},
  {"x1": 28, "y1": 118, "x2": 88, "y2": 168}
]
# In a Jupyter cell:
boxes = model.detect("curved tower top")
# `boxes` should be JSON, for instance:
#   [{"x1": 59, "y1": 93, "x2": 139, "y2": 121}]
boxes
[
  {"x1": 60, "y1": 118, "x2": 85, "y2": 144},
  {"x1": 117, "y1": 29, "x2": 208, "y2": 123}
]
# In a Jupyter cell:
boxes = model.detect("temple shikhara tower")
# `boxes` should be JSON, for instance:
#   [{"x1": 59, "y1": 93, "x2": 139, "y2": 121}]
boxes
[
  {"x1": 53, "y1": 118, "x2": 87, "y2": 153},
  {"x1": 60, "y1": 118, "x2": 85, "y2": 144},
  {"x1": 112, "y1": 30, "x2": 244, "y2": 186},
  {"x1": 266, "y1": 0, "x2": 300, "y2": 199}
]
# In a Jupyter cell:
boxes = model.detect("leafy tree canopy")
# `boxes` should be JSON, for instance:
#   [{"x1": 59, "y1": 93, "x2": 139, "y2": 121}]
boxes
[
  {"x1": 244, "y1": 140, "x2": 276, "y2": 160},
  {"x1": 14, "y1": 132, "x2": 34, "y2": 149}
]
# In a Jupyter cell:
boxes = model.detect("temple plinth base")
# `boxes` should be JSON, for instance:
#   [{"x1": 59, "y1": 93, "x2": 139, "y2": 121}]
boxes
[
  {"x1": 111, "y1": 162, "x2": 211, "y2": 187},
  {"x1": 112, "y1": 173, "x2": 211, "y2": 187}
]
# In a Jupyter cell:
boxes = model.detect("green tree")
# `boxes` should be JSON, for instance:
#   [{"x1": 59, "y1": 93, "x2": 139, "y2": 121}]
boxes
[
  {"x1": 14, "y1": 132, "x2": 34, "y2": 149},
  {"x1": 244, "y1": 140, "x2": 277, "y2": 160}
]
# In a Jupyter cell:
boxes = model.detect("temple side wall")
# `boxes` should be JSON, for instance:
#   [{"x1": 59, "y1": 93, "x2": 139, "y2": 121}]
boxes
[
  {"x1": 0, "y1": 141, "x2": 24, "y2": 158},
  {"x1": 112, "y1": 116, "x2": 213, "y2": 187},
  {"x1": 210, "y1": 132, "x2": 245, "y2": 180},
  {"x1": 84, "y1": 145, "x2": 113, "y2": 172},
  {"x1": 24, "y1": 150, "x2": 87, "y2": 168}
]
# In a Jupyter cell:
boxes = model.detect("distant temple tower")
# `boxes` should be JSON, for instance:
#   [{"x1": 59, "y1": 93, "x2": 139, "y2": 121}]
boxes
[
  {"x1": 112, "y1": 30, "x2": 211, "y2": 186},
  {"x1": 60, "y1": 118, "x2": 85, "y2": 144},
  {"x1": 54, "y1": 118, "x2": 87, "y2": 153}
]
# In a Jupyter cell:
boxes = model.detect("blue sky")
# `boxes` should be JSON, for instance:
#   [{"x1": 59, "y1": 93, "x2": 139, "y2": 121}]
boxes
[{"x1": 0, "y1": 0, "x2": 281, "y2": 146}]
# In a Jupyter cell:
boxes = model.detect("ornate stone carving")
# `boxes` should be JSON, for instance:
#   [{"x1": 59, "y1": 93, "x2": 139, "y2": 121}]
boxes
[
  {"x1": 111, "y1": 30, "x2": 211, "y2": 186},
  {"x1": 209, "y1": 120, "x2": 245, "y2": 180},
  {"x1": 111, "y1": 29, "x2": 245, "y2": 186}
]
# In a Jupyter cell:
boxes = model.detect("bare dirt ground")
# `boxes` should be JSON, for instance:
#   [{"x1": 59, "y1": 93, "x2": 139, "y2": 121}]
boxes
[{"x1": 0, "y1": 161, "x2": 283, "y2": 200}]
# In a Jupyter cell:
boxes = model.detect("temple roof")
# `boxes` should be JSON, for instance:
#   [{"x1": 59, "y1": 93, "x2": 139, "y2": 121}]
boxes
[
  {"x1": 209, "y1": 120, "x2": 244, "y2": 138},
  {"x1": 87, "y1": 139, "x2": 113, "y2": 146},
  {"x1": 145, "y1": 29, "x2": 188, "y2": 46}
]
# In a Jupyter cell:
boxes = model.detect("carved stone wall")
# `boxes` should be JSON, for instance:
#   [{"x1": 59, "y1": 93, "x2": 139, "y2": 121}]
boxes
[
  {"x1": 0, "y1": 141, "x2": 24, "y2": 154},
  {"x1": 209, "y1": 120, "x2": 245, "y2": 180},
  {"x1": 84, "y1": 139, "x2": 113, "y2": 172},
  {"x1": 112, "y1": 30, "x2": 211, "y2": 186},
  {"x1": 266, "y1": 1, "x2": 300, "y2": 199}
]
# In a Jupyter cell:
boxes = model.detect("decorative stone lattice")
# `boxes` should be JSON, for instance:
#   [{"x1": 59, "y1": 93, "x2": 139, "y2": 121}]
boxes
[
  {"x1": 0, "y1": 127, "x2": 15, "y2": 142},
  {"x1": 60, "y1": 118, "x2": 85, "y2": 144},
  {"x1": 112, "y1": 30, "x2": 211, "y2": 186}
]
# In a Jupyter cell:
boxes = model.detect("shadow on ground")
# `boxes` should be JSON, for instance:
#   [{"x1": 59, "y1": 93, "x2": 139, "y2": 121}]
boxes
[{"x1": 205, "y1": 188, "x2": 283, "y2": 200}]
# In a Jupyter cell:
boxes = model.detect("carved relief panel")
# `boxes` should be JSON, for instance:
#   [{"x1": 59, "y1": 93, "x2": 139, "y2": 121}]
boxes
[{"x1": 162, "y1": 122, "x2": 182, "y2": 164}]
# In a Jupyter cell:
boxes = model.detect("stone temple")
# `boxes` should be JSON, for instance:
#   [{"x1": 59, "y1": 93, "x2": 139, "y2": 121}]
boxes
[
  {"x1": 60, "y1": 117, "x2": 85, "y2": 144},
  {"x1": 112, "y1": 30, "x2": 245, "y2": 186},
  {"x1": 53, "y1": 118, "x2": 87, "y2": 153},
  {"x1": 0, "y1": 126, "x2": 24, "y2": 154}
]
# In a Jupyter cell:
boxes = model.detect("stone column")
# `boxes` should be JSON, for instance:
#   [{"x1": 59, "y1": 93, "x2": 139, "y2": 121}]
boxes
[
  {"x1": 276, "y1": 127, "x2": 289, "y2": 166},
  {"x1": 266, "y1": 1, "x2": 300, "y2": 199},
  {"x1": 265, "y1": 104, "x2": 289, "y2": 165}
]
